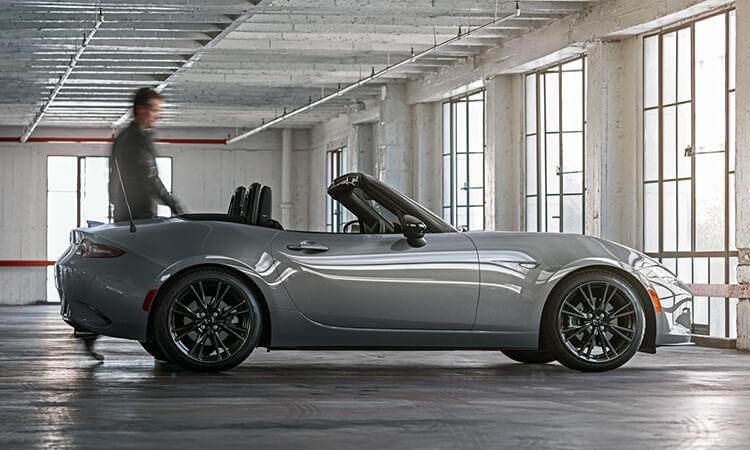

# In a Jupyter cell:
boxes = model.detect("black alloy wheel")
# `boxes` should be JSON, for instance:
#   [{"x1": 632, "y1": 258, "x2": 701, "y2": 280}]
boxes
[
  {"x1": 153, "y1": 269, "x2": 262, "y2": 372},
  {"x1": 543, "y1": 270, "x2": 645, "y2": 372},
  {"x1": 501, "y1": 349, "x2": 556, "y2": 364}
]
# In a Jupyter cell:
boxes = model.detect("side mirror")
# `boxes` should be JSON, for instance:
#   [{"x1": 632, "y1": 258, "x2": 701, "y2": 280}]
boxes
[{"x1": 402, "y1": 214, "x2": 427, "y2": 248}]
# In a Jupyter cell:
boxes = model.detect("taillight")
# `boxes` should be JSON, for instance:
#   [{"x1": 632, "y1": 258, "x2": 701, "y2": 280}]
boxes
[{"x1": 80, "y1": 239, "x2": 125, "y2": 258}]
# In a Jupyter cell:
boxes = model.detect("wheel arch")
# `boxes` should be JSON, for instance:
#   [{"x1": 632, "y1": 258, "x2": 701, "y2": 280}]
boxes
[
  {"x1": 146, "y1": 263, "x2": 273, "y2": 349},
  {"x1": 538, "y1": 264, "x2": 656, "y2": 354}
]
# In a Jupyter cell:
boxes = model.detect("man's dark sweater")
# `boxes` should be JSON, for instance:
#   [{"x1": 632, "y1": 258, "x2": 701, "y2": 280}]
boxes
[{"x1": 109, "y1": 122, "x2": 181, "y2": 221}]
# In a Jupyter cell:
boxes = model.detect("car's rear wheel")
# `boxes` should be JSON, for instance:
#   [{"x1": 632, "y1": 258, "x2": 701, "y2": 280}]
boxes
[
  {"x1": 500, "y1": 349, "x2": 555, "y2": 364},
  {"x1": 542, "y1": 270, "x2": 645, "y2": 372},
  {"x1": 139, "y1": 340, "x2": 172, "y2": 363},
  {"x1": 153, "y1": 269, "x2": 262, "y2": 372}
]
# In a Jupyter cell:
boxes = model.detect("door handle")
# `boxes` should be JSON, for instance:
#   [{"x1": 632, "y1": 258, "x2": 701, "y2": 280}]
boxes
[{"x1": 287, "y1": 241, "x2": 329, "y2": 252}]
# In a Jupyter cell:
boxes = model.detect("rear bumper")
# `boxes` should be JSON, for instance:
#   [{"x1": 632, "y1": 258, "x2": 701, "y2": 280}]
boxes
[{"x1": 55, "y1": 245, "x2": 164, "y2": 341}]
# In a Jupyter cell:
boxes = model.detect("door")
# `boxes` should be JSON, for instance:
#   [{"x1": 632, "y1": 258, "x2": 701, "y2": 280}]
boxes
[{"x1": 271, "y1": 231, "x2": 479, "y2": 330}]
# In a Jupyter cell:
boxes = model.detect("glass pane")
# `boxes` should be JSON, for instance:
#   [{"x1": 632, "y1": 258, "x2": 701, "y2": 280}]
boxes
[
  {"x1": 663, "y1": 181, "x2": 677, "y2": 252},
  {"x1": 442, "y1": 155, "x2": 451, "y2": 207},
  {"x1": 729, "y1": 91, "x2": 735, "y2": 173},
  {"x1": 562, "y1": 58, "x2": 582, "y2": 71},
  {"x1": 442, "y1": 207, "x2": 451, "y2": 222},
  {"x1": 710, "y1": 257, "x2": 725, "y2": 284},
  {"x1": 526, "y1": 196, "x2": 538, "y2": 232},
  {"x1": 561, "y1": 71, "x2": 583, "y2": 132},
  {"x1": 47, "y1": 156, "x2": 77, "y2": 191},
  {"x1": 547, "y1": 195, "x2": 560, "y2": 232},
  {"x1": 729, "y1": 10, "x2": 736, "y2": 91},
  {"x1": 468, "y1": 99, "x2": 484, "y2": 153},
  {"x1": 644, "y1": 182, "x2": 659, "y2": 252},
  {"x1": 442, "y1": 102, "x2": 450, "y2": 155},
  {"x1": 456, "y1": 206, "x2": 468, "y2": 229},
  {"x1": 695, "y1": 152, "x2": 725, "y2": 251},
  {"x1": 677, "y1": 179, "x2": 691, "y2": 252},
  {"x1": 156, "y1": 157, "x2": 172, "y2": 192},
  {"x1": 563, "y1": 173, "x2": 582, "y2": 195},
  {"x1": 469, "y1": 187, "x2": 484, "y2": 206},
  {"x1": 694, "y1": 257, "x2": 709, "y2": 283},
  {"x1": 545, "y1": 134, "x2": 560, "y2": 195},
  {"x1": 677, "y1": 257, "x2": 693, "y2": 282},
  {"x1": 525, "y1": 74, "x2": 537, "y2": 135},
  {"x1": 644, "y1": 109, "x2": 659, "y2": 181},
  {"x1": 562, "y1": 194, "x2": 583, "y2": 233},
  {"x1": 468, "y1": 153, "x2": 484, "y2": 189},
  {"x1": 693, "y1": 296, "x2": 708, "y2": 325},
  {"x1": 662, "y1": 32, "x2": 677, "y2": 105},
  {"x1": 729, "y1": 256, "x2": 738, "y2": 284},
  {"x1": 662, "y1": 258, "x2": 677, "y2": 274},
  {"x1": 562, "y1": 132, "x2": 583, "y2": 173},
  {"x1": 468, "y1": 206, "x2": 484, "y2": 231},
  {"x1": 80, "y1": 157, "x2": 110, "y2": 225},
  {"x1": 677, "y1": 28, "x2": 691, "y2": 103},
  {"x1": 455, "y1": 153, "x2": 468, "y2": 206},
  {"x1": 695, "y1": 14, "x2": 726, "y2": 155},
  {"x1": 525, "y1": 136, "x2": 537, "y2": 195},
  {"x1": 729, "y1": 172, "x2": 735, "y2": 251},
  {"x1": 455, "y1": 100, "x2": 467, "y2": 153},
  {"x1": 709, "y1": 298, "x2": 725, "y2": 337},
  {"x1": 662, "y1": 105, "x2": 677, "y2": 180},
  {"x1": 644, "y1": 36, "x2": 659, "y2": 108},
  {"x1": 677, "y1": 103, "x2": 692, "y2": 178},
  {"x1": 544, "y1": 72, "x2": 559, "y2": 133}
]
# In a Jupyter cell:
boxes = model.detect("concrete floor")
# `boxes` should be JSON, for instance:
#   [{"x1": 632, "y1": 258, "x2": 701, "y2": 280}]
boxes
[{"x1": 1, "y1": 305, "x2": 750, "y2": 449}]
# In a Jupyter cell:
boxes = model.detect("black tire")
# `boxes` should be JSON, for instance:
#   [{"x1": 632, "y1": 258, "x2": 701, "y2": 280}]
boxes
[
  {"x1": 139, "y1": 340, "x2": 172, "y2": 363},
  {"x1": 542, "y1": 270, "x2": 645, "y2": 372},
  {"x1": 501, "y1": 349, "x2": 556, "y2": 364},
  {"x1": 153, "y1": 269, "x2": 262, "y2": 372}
]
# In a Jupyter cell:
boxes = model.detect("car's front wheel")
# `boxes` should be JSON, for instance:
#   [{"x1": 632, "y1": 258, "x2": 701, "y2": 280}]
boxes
[
  {"x1": 153, "y1": 269, "x2": 262, "y2": 372},
  {"x1": 542, "y1": 270, "x2": 645, "y2": 372}
]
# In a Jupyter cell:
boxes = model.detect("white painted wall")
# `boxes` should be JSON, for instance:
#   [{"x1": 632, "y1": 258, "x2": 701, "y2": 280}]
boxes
[{"x1": 0, "y1": 126, "x2": 310, "y2": 304}]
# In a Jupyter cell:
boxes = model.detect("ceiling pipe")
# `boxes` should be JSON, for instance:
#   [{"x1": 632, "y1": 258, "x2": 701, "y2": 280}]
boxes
[
  {"x1": 20, "y1": 10, "x2": 104, "y2": 143},
  {"x1": 225, "y1": 9, "x2": 521, "y2": 145}
]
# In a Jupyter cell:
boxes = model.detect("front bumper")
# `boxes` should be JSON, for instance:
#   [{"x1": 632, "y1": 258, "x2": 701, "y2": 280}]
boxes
[{"x1": 638, "y1": 265, "x2": 692, "y2": 346}]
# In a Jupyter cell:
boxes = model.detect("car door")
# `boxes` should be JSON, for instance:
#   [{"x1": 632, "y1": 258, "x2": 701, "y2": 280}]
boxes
[{"x1": 270, "y1": 230, "x2": 479, "y2": 330}]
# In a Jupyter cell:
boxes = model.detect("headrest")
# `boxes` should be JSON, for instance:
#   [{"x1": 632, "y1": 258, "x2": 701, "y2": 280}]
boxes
[
  {"x1": 257, "y1": 186, "x2": 272, "y2": 225},
  {"x1": 227, "y1": 186, "x2": 248, "y2": 217},
  {"x1": 244, "y1": 182, "x2": 262, "y2": 225}
]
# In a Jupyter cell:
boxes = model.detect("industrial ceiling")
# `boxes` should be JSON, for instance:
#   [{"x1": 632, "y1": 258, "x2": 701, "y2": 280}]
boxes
[{"x1": 0, "y1": 0, "x2": 600, "y2": 133}]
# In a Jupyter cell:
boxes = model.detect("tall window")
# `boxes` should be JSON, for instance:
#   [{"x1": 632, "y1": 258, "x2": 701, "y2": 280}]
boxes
[
  {"x1": 325, "y1": 147, "x2": 346, "y2": 232},
  {"x1": 46, "y1": 155, "x2": 173, "y2": 302},
  {"x1": 442, "y1": 89, "x2": 485, "y2": 231},
  {"x1": 642, "y1": 9, "x2": 736, "y2": 338},
  {"x1": 524, "y1": 57, "x2": 586, "y2": 233}
]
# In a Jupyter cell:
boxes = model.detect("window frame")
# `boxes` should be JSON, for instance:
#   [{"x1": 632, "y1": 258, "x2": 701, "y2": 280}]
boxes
[
  {"x1": 441, "y1": 88, "x2": 486, "y2": 231},
  {"x1": 524, "y1": 55, "x2": 587, "y2": 233},
  {"x1": 641, "y1": 8, "x2": 737, "y2": 338}
]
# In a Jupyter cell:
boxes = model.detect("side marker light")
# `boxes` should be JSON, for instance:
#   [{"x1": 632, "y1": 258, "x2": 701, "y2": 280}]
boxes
[
  {"x1": 648, "y1": 289, "x2": 662, "y2": 314},
  {"x1": 142, "y1": 289, "x2": 158, "y2": 312}
]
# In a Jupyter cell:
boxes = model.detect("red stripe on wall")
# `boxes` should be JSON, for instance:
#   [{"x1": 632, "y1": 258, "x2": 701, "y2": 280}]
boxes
[{"x1": 0, "y1": 261, "x2": 56, "y2": 267}]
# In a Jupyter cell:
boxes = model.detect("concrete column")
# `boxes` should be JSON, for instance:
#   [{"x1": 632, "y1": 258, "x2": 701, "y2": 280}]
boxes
[
  {"x1": 486, "y1": 75, "x2": 523, "y2": 232},
  {"x1": 412, "y1": 102, "x2": 441, "y2": 214},
  {"x1": 355, "y1": 123, "x2": 375, "y2": 176},
  {"x1": 280, "y1": 128, "x2": 293, "y2": 226},
  {"x1": 377, "y1": 83, "x2": 412, "y2": 195},
  {"x1": 584, "y1": 39, "x2": 638, "y2": 247},
  {"x1": 735, "y1": 1, "x2": 750, "y2": 350}
]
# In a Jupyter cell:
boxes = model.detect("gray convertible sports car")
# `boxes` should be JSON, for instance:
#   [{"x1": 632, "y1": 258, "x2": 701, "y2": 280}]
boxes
[{"x1": 55, "y1": 172, "x2": 691, "y2": 372}]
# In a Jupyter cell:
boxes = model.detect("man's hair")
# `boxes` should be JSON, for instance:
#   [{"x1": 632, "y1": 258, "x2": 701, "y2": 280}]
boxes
[{"x1": 133, "y1": 87, "x2": 164, "y2": 109}]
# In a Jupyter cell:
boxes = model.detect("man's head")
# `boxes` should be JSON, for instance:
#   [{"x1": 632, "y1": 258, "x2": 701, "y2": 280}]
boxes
[{"x1": 133, "y1": 87, "x2": 164, "y2": 130}]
